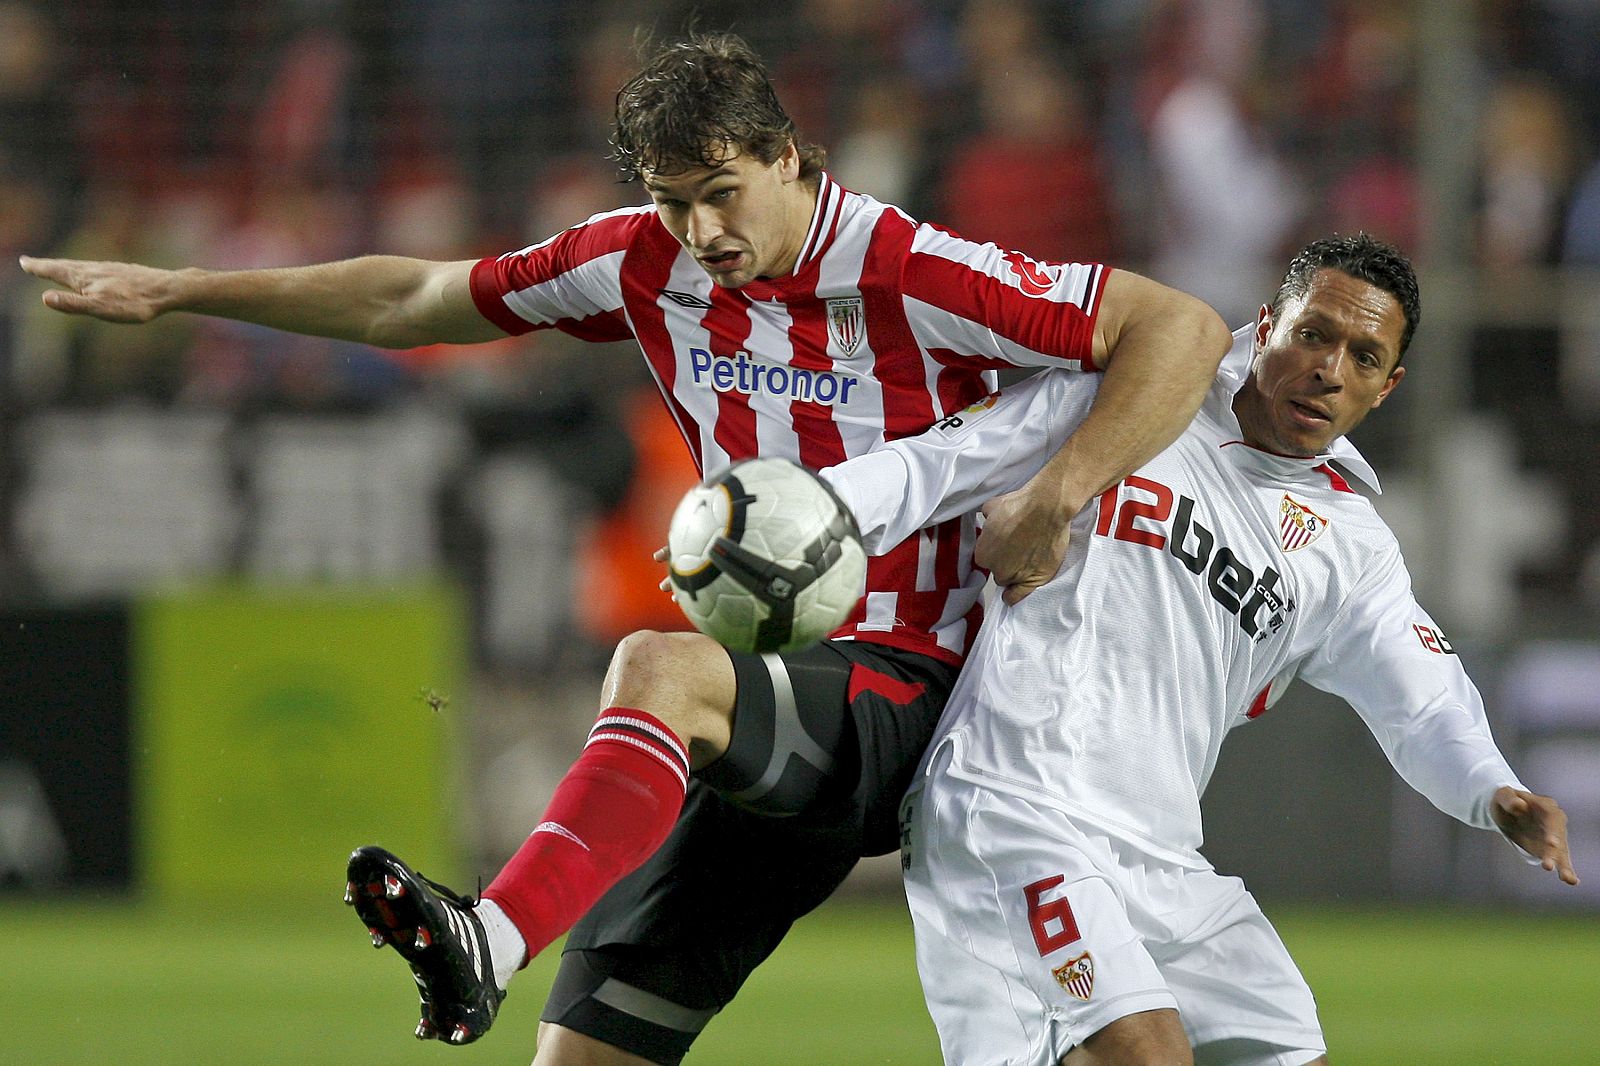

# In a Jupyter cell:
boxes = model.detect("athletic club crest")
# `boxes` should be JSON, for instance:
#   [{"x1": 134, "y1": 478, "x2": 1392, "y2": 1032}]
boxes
[
  {"x1": 1279, "y1": 494, "x2": 1329, "y2": 552},
  {"x1": 1053, "y1": 952, "x2": 1094, "y2": 1001},
  {"x1": 826, "y1": 296, "x2": 865, "y2": 358}
]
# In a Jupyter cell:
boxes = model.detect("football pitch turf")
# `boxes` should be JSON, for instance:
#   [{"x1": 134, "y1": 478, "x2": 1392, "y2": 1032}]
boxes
[{"x1": 4, "y1": 896, "x2": 1597, "y2": 1064}]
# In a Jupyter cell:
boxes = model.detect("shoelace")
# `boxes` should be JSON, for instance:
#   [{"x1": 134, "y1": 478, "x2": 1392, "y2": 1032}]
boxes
[{"x1": 414, "y1": 870, "x2": 481, "y2": 911}]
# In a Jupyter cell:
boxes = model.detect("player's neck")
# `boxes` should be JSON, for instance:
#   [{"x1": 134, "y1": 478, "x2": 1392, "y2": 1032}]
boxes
[{"x1": 762, "y1": 176, "x2": 822, "y2": 280}]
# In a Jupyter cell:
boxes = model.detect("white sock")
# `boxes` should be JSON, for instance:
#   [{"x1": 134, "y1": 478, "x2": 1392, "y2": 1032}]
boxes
[{"x1": 473, "y1": 897, "x2": 528, "y2": 992}]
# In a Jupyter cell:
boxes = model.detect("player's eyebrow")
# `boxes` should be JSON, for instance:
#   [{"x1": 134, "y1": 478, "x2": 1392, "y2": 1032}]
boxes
[
  {"x1": 1300, "y1": 308, "x2": 1396, "y2": 363},
  {"x1": 643, "y1": 167, "x2": 738, "y2": 194}
]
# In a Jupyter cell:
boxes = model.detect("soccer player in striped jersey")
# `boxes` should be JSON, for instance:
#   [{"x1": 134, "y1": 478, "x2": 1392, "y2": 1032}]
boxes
[
  {"x1": 21, "y1": 32, "x2": 1232, "y2": 1064},
  {"x1": 822, "y1": 234, "x2": 1579, "y2": 1065}
]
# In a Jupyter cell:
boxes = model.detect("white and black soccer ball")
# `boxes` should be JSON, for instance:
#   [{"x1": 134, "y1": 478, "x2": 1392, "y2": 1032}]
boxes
[{"x1": 667, "y1": 457, "x2": 867, "y2": 654}]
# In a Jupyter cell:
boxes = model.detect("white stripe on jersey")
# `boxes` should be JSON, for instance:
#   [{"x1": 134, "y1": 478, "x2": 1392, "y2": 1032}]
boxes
[
  {"x1": 815, "y1": 193, "x2": 889, "y2": 458},
  {"x1": 915, "y1": 527, "x2": 938, "y2": 592},
  {"x1": 501, "y1": 249, "x2": 627, "y2": 327},
  {"x1": 656, "y1": 253, "x2": 727, "y2": 474},
  {"x1": 910, "y1": 226, "x2": 1104, "y2": 308},
  {"x1": 902, "y1": 294, "x2": 1093, "y2": 370},
  {"x1": 745, "y1": 298, "x2": 805, "y2": 458}
]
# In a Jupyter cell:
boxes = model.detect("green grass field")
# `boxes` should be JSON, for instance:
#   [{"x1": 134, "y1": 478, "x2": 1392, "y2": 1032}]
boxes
[{"x1": 4, "y1": 896, "x2": 1597, "y2": 1064}]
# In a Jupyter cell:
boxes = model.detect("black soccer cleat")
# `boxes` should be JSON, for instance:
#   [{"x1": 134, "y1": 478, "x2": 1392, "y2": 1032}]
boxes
[{"x1": 345, "y1": 845, "x2": 505, "y2": 1046}]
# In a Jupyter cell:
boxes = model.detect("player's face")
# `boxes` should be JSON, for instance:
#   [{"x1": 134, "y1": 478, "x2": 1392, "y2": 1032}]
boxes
[
  {"x1": 1235, "y1": 268, "x2": 1407, "y2": 457},
  {"x1": 642, "y1": 143, "x2": 808, "y2": 289}
]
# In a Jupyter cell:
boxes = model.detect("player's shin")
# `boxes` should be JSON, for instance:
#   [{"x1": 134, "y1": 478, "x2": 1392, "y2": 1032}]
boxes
[{"x1": 483, "y1": 708, "x2": 690, "y2": 962}]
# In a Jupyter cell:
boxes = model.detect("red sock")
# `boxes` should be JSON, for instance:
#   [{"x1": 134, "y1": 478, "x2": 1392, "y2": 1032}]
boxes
[{"x1": 482, "y1": 708, "x2": 689, "y2": 960}]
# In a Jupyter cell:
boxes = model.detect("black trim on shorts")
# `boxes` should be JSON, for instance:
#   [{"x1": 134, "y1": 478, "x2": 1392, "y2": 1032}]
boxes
[{"x1": 541, "y1": 639, "x2": 958, "y2": 1062}]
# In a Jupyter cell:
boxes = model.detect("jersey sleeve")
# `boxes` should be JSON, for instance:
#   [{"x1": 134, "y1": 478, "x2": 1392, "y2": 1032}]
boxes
[
  {"x1": 822, "y1": 368, "x2": 1099, "y2": 553},
  {"x1": 899, "y1": 225, "x2": 1111, "y2": 372},
  {"x1": 468, "y1": 208, "x2": 650, "y2": 342},
  {"x1": 1299, "y1": 545, "x2": 1527, "y2": 833}
]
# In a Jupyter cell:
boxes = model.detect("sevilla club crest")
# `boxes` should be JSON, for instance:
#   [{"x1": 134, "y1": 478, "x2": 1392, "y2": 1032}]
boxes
[
  {"x1": 826, "y1": 297, "x2": 865, "y2": 358},
  {"x1": 1279, "y1": 494, "x2": 1328, "y2": 552},
  {"x1": 1052, "y1": 951, "x2": 1094, "y2": 1001}
]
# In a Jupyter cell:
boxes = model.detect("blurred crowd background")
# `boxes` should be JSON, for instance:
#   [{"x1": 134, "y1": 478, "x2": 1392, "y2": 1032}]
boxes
[{"x1": 2, "y1": 0, "x2": 1599, "y2": 907}]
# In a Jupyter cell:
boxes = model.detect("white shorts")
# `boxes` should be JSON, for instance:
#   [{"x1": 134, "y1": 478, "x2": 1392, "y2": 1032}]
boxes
[{"x1": 901, "y1": 755, "x2": 1326, "y2": 1066}]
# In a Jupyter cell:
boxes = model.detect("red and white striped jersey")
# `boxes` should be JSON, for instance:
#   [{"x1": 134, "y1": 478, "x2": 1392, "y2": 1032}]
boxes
[
  {"x1": 830, "y1": 329, "x2": 1527, "y2": 864},
  {"x1": 469, "y1": 174, "x2": 1110, "y2": 664}
]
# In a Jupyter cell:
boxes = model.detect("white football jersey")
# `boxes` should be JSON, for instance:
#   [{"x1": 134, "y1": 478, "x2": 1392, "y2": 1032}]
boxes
[{"x1": 827, "y1": 328, "x2": 1526, "y2": 866}]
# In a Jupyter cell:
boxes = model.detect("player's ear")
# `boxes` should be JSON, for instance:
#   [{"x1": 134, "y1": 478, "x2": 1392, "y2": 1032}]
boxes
[
  {"x1": 777, "y1": 141, "x2": 800, "y2": 182},
  {"x1": 1253, "y1": 304, "x2": 1272, "y2": 352},
  {"x1": 1371, "y1": 365, "x2": 1406, "y2": 408}
]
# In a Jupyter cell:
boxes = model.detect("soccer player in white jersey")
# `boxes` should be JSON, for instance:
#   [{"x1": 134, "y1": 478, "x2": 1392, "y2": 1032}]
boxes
[
  {"x1": 822, "y1": 234, "x2": 1579, "y2": 1066},
  {"x1": 20, "y1": 32, "x2": 1233, "y2": 1066}
]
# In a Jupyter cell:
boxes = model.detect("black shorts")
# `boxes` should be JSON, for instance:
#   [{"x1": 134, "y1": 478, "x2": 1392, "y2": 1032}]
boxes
[{"x1": 539, "y1": 639, "x2": 957, "y2": 1064}]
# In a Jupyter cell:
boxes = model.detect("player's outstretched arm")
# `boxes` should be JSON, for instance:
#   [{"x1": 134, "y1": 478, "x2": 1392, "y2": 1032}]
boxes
[
  {"x1": 1491, "y1": 786, "x2": 1580, "y2": 886},
  {"x1": 18, "y1": 254, "x2": 505, "y2": 348},
  {"x1": 978, "y1": 271, "x2": 1230, "y2": 604}
]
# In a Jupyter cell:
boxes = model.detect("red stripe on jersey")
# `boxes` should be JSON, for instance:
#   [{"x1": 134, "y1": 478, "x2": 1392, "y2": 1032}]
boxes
[
  {"x1": 558, "y1": 310, "x2": 632, "y2": 344},
  {"x1": 470, "y1": 211, "x2": 650, "y2": 335},
  {"x1": 623, "y1": 231, "x2": 705, "y2": 474},
  {"x1": 704, "y1": 288, "x2": 759, "y2": 462},
  {"x1": 782, "y1": 259, "x2": 849, "y2": 469},
  {"x1": 1314, "y1": 463, "x2": 1356, "y2": 494},
  {"x1": 904, "y1": 253, "x2": 1099, "y2": 367},
  {"x1": 935, "y1": 364, "x2": 998, "y2": 419},
  {"x1": 860, "y1": 211, "x2": 937, "y2": 441},
  {"x1": 933, "y1": 513, "x2": 963, "y2": 594},
  {"x1": 927, "y1": 346, "x2": 1016, "y2": 373},
  {"x1": 1246, "y1": 684, "x2": 1272, "y2": 719},
  {"x1": 846, "y1": 663, "x2": 927, "y2": 706},
  {"x1": 470, "y1": 259, "x2": 540, "y2": 336}
]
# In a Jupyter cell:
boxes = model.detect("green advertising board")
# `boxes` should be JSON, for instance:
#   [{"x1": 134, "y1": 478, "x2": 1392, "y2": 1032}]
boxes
[{"x1": 135, "y1": 584, "x2": 464, "y2": 900}]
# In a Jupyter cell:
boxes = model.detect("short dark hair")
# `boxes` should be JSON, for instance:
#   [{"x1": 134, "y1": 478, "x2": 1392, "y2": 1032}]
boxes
[
  {"x1": 610, "y1": 32, "x2": 826, "y2": 182},
  {"x1": 1272, "y1": 233, "x2": 1422, "y2": 360}
]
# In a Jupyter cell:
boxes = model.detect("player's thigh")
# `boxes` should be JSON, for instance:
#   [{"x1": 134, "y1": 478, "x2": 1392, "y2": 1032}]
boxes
[
  {"x1": 545, "y1": 782, "x2": 862, "y2": 1062},
  {"x1": 697, "y1": 639, "x2": 954, "y2": 848},
  {"x1": 1152, "y1": 872, "x2": 1325, "y2": 1064},
  {"x1": 903, "y1": 768, "x2": 1178, "y2": 1064}
]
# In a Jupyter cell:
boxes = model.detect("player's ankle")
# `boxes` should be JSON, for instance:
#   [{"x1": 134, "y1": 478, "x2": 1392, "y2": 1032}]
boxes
[{"x1": 475, "y1": 895, "x2": 528, "y2": 991}]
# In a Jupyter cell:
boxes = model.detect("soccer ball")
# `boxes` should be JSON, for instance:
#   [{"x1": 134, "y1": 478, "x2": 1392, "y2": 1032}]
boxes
[{"x1": 667, "y1": 457, "x2": 867, "y2": 654}]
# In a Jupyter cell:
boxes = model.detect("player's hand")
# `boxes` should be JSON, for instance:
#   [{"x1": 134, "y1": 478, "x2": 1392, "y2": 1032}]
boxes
[
  {"x1": 1491, "y1": 786, "x2": 1579, "y2": 886},
  {"x1": 975, "y1": 483, "x2": 1074, "y2": 606},
  {"x1": 19, "y1": 255, "x2": 176, "y2": 323},
  {"x1": 655, "y1": 545, "x2": 671, "y2": 593}
]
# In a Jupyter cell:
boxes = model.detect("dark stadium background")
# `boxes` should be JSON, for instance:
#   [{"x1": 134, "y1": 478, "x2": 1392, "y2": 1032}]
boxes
[{"x1": 1, "y1": 1, "x2": 1597, "y2": 1062}]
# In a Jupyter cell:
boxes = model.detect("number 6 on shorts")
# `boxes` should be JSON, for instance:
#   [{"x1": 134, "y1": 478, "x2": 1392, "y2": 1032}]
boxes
[{"x1": 1023, "y1": 874, "x2": 1081, "y2": 955}]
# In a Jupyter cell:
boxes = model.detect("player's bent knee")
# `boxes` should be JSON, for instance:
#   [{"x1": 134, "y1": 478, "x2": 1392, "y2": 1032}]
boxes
[
  {"x1": 1064, "y1": 1008, "x2": 1193, "y2": 1066},
  {"x1": 604, "y1": 630, "x2": 737, "y2": 764}
]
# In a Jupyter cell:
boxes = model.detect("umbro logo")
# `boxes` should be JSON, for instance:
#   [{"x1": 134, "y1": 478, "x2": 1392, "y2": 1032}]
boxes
[{"x1": 658, "y1": 288, "x2": 714, "y2": 309}]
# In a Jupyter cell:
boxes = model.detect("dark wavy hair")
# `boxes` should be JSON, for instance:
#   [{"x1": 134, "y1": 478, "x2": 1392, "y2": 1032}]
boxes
[
  {"x1": 1272, "y1": 233, "x2": 1422, "y2": 361},
  {"x1": 610, "y1": 32, "x2": 826, "y2": 181}
]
